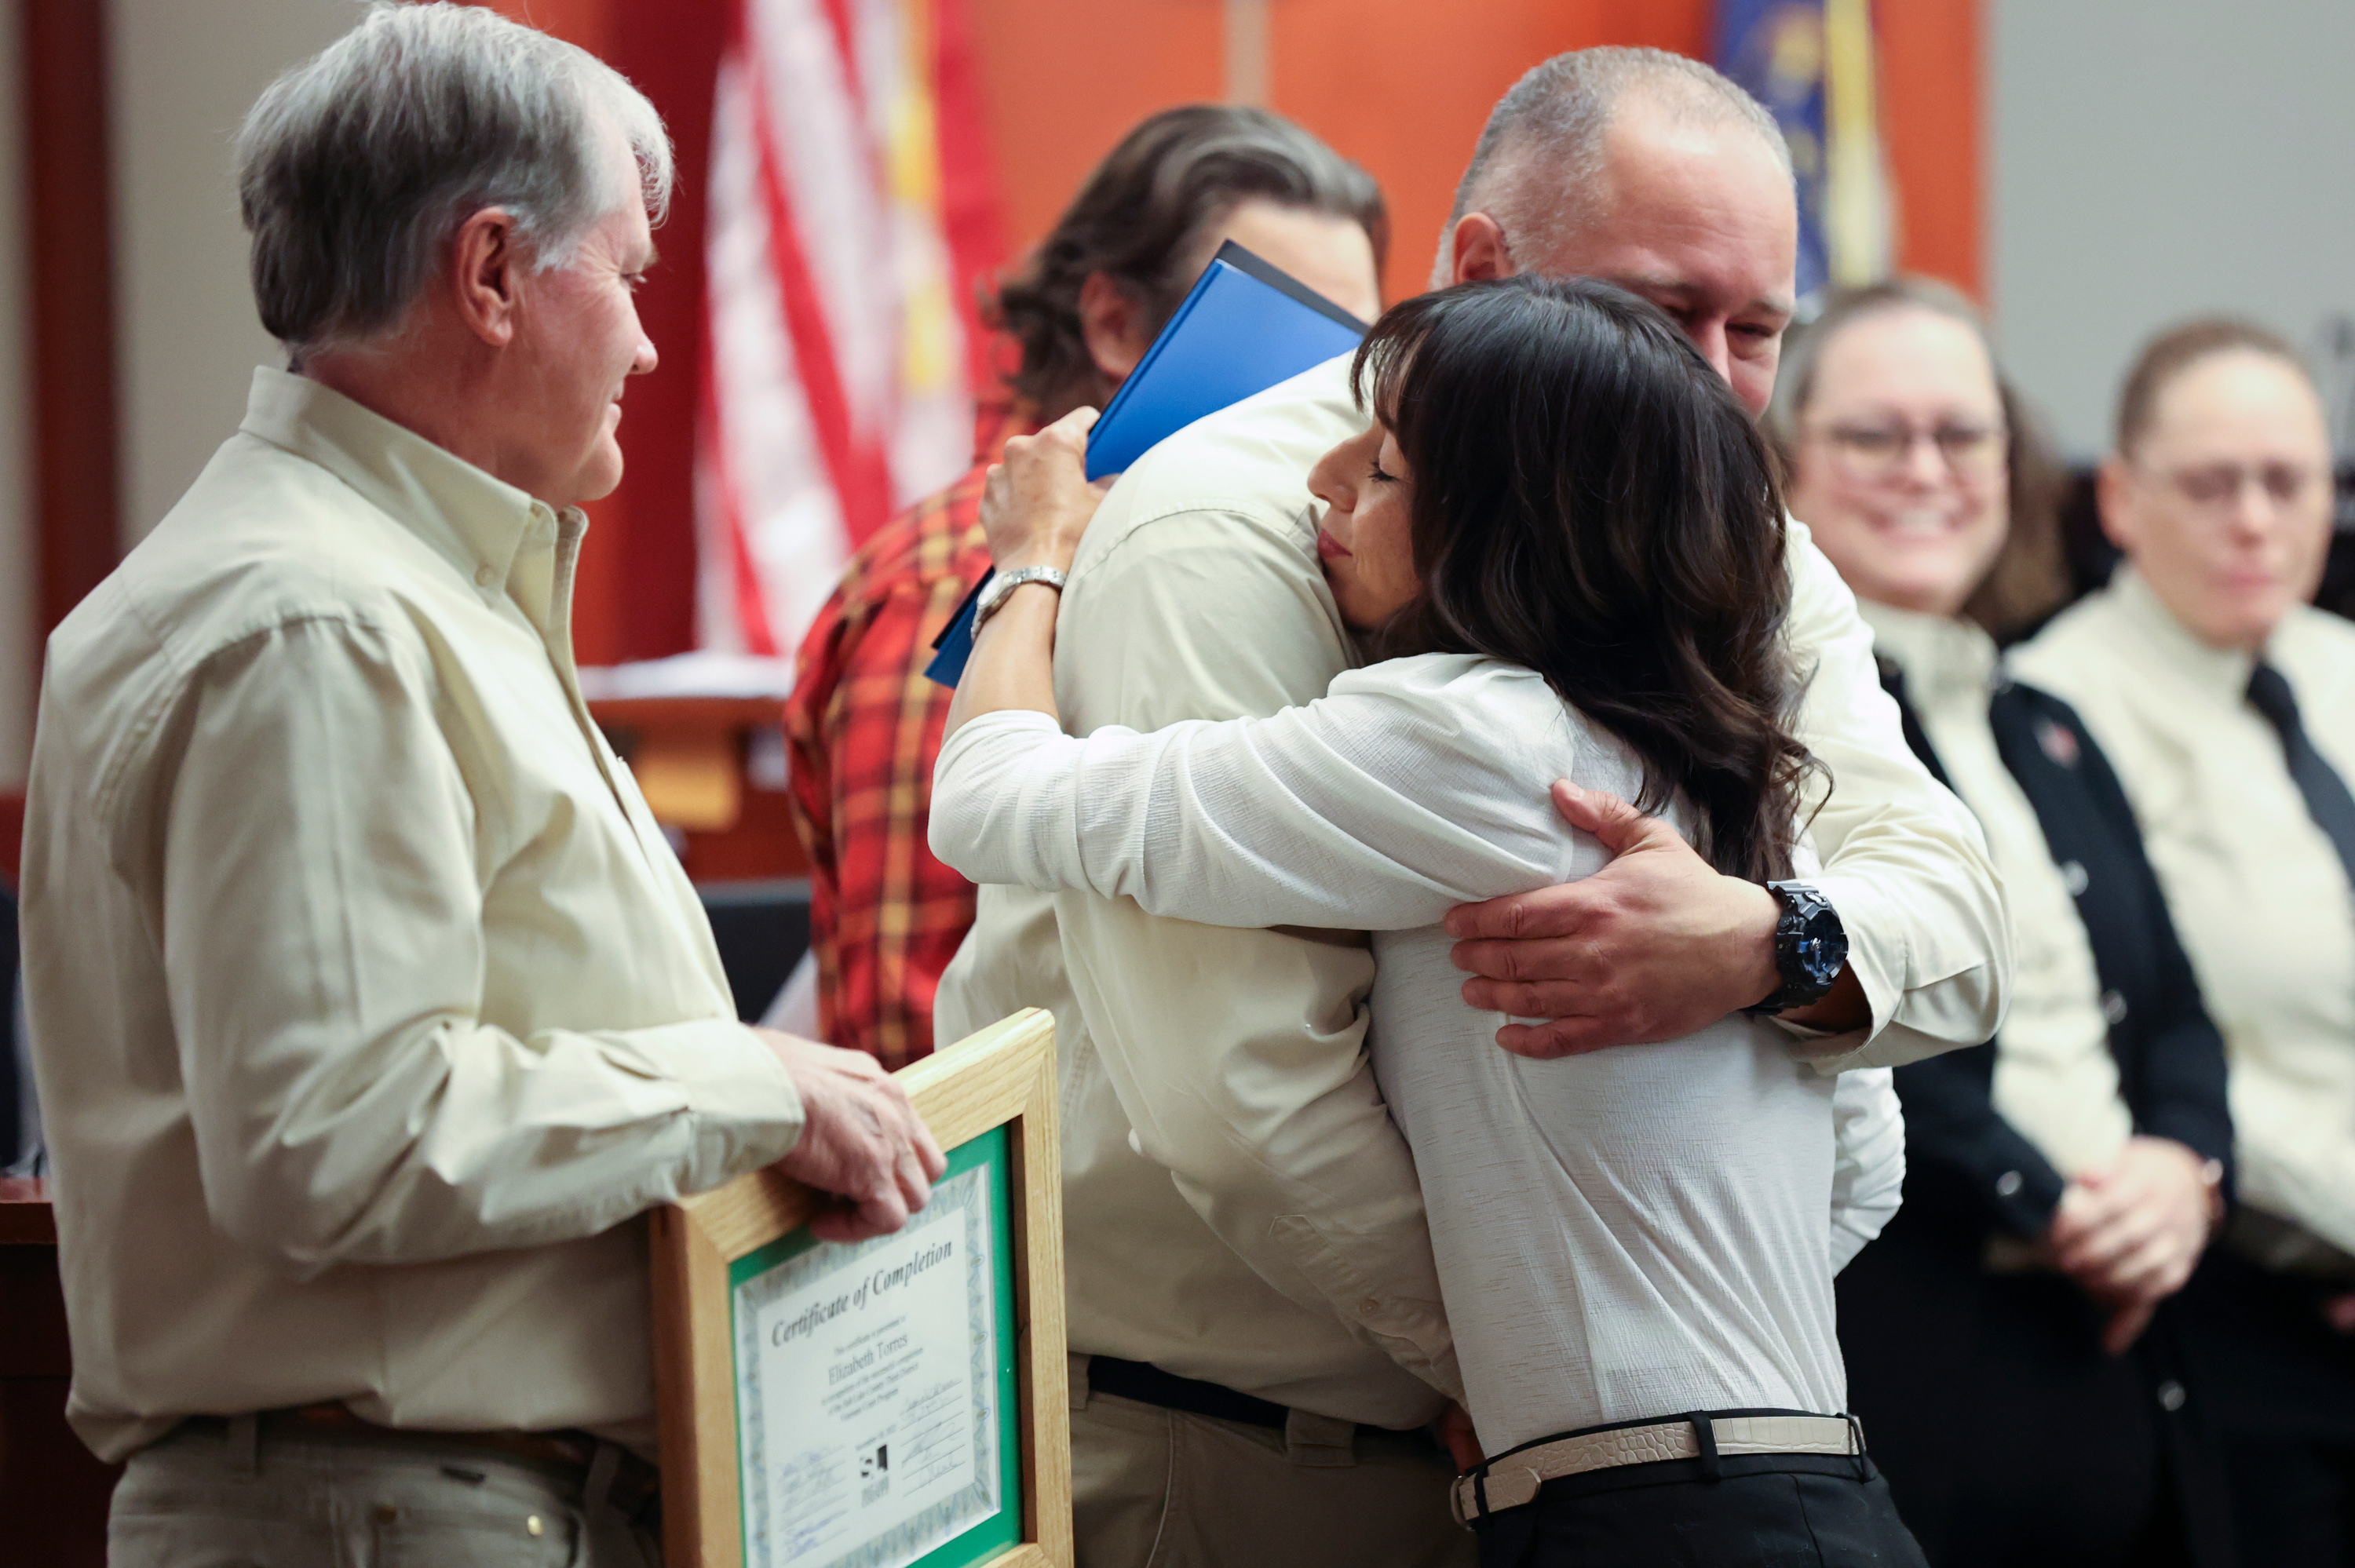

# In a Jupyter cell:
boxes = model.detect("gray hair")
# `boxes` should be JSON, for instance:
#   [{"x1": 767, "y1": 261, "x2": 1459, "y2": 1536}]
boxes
[
  {"x1": 1433, "y1": 47, "x2": 1789, "y2": 286},
  {"x1": 236, "y1": 2, "x2": 674, "y2": 359}
]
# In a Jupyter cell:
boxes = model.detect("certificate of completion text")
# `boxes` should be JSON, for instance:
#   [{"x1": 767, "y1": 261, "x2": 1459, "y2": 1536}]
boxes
[{"x1": 734, "y1": 1161, "x2": 1002, "y2": 1568}]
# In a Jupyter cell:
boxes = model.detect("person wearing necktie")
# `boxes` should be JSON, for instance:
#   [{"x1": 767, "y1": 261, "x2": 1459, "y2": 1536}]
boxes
[
  {"x1": 1772, "y1": 280, "x2": 2238, "y2": 1568},
  {"x1": 2016, "y1": 317, "x2": 2355, "y2": 1567}
]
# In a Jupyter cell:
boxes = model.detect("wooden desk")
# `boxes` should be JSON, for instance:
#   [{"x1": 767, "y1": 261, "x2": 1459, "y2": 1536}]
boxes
[
  {"x1": 0, "y1": 1179, "x2": 115, "y2": 1566},
  {"x1": 588, "y1": 695, "x2": 809, "y2": 884},
  {"x1": 590, "y1": 695, "x2": 785, "y2": 833}
]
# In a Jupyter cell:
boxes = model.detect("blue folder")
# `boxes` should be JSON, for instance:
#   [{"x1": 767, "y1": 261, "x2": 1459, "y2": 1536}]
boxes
[{"x1": 925, "y1": 240, "x2": 1368, "y2": 687}]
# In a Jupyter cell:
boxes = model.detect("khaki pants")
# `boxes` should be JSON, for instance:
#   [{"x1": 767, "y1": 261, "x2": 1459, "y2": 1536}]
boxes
[
  {"x1": 107, "y1": 1418, "x2": 657, "y2": 1567},
  {"x1": 1071, "y1": 1361, "x2": 1474, "y2": 1568}
]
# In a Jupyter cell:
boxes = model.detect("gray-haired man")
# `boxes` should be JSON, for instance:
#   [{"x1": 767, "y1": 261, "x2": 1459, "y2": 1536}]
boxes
[{"x1": 20, "y1": 7, "x2": 942, "y2": 1563}]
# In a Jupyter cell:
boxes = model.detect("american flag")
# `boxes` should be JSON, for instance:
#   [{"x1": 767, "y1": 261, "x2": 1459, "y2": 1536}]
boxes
[
  {"x1": 697, "y1": 0, "x2": 1004, "y2": 657},
  {"x1": 1714, "y1": 0, "x2": 1892, "y2": 304}
]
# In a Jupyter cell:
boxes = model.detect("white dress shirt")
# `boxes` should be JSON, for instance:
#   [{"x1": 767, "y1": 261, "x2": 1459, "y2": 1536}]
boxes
[
  {"x1": 1864, "y1": 603, "x2": 2133, "y2": 1176},
  {"x1": 2016, "y1": 570, "x2": 2355, "y2": 1256},
  {"x1": 20, "y1": 369, "x2": 807, "y2": 1461},
  {"x1": 934, "y1": 655, "x2": 1902, "y2": 1451},
  {"x1": 934, "y1": 352, "x2": 2005, "y2": 1428}
]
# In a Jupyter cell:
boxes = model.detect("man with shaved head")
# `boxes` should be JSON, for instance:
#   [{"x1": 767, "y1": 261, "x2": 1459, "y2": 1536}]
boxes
[
  {"x1": 1438, "y1": 49, "x2": 1799, "y2": 418},
  {"x1": 938, "y1": 46, "x2": 1999, "y2": 1567}
]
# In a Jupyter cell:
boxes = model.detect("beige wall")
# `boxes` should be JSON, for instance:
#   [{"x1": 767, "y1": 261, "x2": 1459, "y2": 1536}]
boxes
[
  {"x1": 0, "y1": 0, "x2": 352, "y2": 790},
  {"x1": 107, "y1": 0, "x2": 348, "y2": 545},
  {"x1": 1992, "y1": 0, "x2": 2355, "y2": 459},
  {"x1": 0, "y1": 0, "x2": 31, "y2": 789}
]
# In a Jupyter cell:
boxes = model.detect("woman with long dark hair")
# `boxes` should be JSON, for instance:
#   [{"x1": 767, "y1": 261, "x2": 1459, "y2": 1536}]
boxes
[{"x1": 930, "y1": 276, "x2": 1924, "y2": 1566}]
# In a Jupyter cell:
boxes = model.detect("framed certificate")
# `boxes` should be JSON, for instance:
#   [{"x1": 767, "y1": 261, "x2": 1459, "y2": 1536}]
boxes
[{"x1": 652, "y1": 1009, "x2": 1070, "y2": 1568}]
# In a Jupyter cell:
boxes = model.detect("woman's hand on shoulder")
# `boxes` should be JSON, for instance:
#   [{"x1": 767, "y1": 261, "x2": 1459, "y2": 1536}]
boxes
[{"x1": 981, "y1": 405, "x2": 1114, "y2": 573}]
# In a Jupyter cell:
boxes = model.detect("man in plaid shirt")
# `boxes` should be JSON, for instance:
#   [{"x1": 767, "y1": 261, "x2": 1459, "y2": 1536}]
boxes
[{"x1": 784, "y1": 105, "x2": 1388, "y2": 1067}]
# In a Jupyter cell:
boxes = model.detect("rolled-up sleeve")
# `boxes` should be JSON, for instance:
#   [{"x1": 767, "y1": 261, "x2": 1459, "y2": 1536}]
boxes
[
  {"x1": 158, "y1": 616, "x2": 805, "y2": 1275},
  {"x1": 1784, "y1": 523, "x2": 2012, "y2": 1070},
  {"x1": 930, "y1": 694, "x2": 1560, "y2": 929}
]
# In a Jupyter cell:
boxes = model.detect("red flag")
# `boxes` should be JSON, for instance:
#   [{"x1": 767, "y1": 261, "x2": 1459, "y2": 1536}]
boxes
[{"x1": 698, "y1": 0, "x2": 1005, "y2": 655}]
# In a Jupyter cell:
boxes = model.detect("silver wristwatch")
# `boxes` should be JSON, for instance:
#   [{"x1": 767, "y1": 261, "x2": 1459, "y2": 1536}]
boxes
[{"x1": 970, "y1": 565, "x2": 1068, "y2": 633}]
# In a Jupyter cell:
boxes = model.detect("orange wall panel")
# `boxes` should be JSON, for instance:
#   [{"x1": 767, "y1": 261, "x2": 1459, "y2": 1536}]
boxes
[
  {"x1": 1267, "y1": 0, "x2": 1709, "y2": 301},
  {"x1": 968, "y1": 0, "x2": 1977, "y2": 309},
  {"x1": 962, "y1": 0, "x2": 1717, "y2": 304},
  {"x1": 1879, "y1": 0, "x2": 1981, "y2": 299},
  {"x1": 965, "y1": 0, "x2": 1224, "y2": 257}
]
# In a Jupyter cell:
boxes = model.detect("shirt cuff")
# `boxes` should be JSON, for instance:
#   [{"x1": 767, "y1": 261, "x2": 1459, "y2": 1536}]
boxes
[
  {"x1": 601, "y1": 1019, "x2": 807, "y2": 1194},
  {"x1": 1792, "y1": 871, "x2": 1992, "y2": 1071}
]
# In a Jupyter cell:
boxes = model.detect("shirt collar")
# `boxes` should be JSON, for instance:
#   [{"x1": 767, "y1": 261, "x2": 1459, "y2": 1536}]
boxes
[
  {"x1": 2105, "y1": 565, "x2": 2257, "y2": 699},
  {"x1": 237, "y1": 366, "x2": 576, "y2": 595},
  {"x1": 1858, "y1": 599, "x2": 1998, "y2": 711}
]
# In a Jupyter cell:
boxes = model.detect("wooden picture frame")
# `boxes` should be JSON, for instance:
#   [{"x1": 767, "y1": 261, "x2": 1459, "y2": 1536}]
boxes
[{"x1": 652, "y1": 1008, "x2": 1070, "y2": 1568}]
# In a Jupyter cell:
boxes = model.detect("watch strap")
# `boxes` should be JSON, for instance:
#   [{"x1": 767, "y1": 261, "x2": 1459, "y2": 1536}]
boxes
[
  {"x1": 972, "y1": 564, "x2": 1068, "y2": 634},
  {"x1": 1743, "y1": 880, "x2": 1846, "y2": 1016}
]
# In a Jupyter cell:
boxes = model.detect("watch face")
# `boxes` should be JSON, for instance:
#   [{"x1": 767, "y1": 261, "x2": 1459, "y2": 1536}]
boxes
[
  {"x1": 1776, "y1": 882, "x2": 1849, "y2": 995},
  {"x1": 1793, "y1": 921, "x2": 1847, "y2": 990}
]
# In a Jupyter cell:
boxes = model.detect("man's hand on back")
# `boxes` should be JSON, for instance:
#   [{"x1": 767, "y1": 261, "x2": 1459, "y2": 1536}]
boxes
[
  {"x1": 1444, "y1": 781, "x2": 1864, "y2": 1057},
  {"x1": 756, "y1": 1030, "x2": 947, "y2": 1242}
]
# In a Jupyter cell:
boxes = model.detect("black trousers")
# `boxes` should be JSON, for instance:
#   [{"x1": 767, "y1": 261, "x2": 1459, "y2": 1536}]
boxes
[
  {"x1": 1838, "y1": 1214, "x2": 2235, "y2": 1568},
  {"x1": 2178, "y1": 1252, "x2": 2355, "y2": 1567},
  {"x1": 1470, "y1": 1453, "x2": 1926, "y2": 1568}
]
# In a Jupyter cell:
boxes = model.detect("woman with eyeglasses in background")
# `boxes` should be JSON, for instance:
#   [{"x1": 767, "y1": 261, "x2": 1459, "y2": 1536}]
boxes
[
  {"x1": 2015, "y1": 318, "x2": 2355, "y2": 1568},
  {"x1": 1770, "y1": 280, "x2": 2239, "y2": 1568}
]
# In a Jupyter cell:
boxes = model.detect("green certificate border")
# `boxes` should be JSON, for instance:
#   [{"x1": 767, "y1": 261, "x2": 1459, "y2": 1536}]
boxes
[{"x1": 727, "y1": 1125, "x2": 1023, "y2": 1568}]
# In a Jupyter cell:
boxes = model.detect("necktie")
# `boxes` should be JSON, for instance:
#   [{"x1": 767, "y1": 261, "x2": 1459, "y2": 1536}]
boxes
[{"x1": 2246, "y1": 661, "x2": 2355, "y2": 892}]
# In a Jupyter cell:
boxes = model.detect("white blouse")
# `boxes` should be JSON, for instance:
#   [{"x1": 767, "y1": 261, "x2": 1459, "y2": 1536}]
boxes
[{"x1": 932, "y1": 651, "x2": 1902, "y2": 1452}]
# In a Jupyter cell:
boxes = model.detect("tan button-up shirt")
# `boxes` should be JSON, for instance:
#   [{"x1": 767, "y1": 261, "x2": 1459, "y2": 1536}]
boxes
[
  {"x1": 2016, "y1": 569, "x2": 2355, "y2": 1255},
  {"x1": 1864, "y1": 603, "x2": 2131, "y2": 1176},
  {"x1": 936, "y1": 353, "x2": 2008, "y2": 1428},
  {"x1": 21, "y1": 369, "x2": 806, "y2": 1462}
]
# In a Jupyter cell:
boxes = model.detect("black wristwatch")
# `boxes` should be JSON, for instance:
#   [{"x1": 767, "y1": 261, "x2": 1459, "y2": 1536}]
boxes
[{"x1": 1743, "y1": 880, "x2": 1848, "y2": 1016}]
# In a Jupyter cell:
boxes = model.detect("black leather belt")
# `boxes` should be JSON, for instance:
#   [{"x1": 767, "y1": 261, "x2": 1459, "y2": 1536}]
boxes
[{"x1": 1087, "y1": 1355, "x2": 1293, "y2": 1428}]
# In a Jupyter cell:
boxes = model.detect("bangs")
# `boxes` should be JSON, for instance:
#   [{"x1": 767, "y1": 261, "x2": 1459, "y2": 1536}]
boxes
[{"x1": 1350, "y1": 295, "x2": 1444, "y2": 442}]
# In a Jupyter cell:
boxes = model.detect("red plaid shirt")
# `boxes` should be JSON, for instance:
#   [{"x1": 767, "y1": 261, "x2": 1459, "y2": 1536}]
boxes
[{"x1": 785, "y1": 410, "x2": 1031, "y2": 1068}]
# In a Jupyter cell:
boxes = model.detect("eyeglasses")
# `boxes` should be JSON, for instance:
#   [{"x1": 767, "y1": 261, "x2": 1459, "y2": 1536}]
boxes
[
  {"x1": 1811, "y1": 421, "x2": 2006, "y2": 481},
  {"x1": 2139, "y1": 461, "x2": 2328, "y2": 512}
]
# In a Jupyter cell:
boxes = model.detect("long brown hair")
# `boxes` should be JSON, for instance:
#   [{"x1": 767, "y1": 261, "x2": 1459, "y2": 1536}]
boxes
[
  {"x1": 1356, "y1": 275, "x2": 1818, "y2": 882},
  {"x1": 989, "y1": 106, "x2": 1388, "y2": 422}
]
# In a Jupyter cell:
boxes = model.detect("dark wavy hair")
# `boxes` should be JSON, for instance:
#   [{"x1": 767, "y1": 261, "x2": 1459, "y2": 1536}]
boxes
[
  {"x1": 1354, "y1": 275, "x2": 1819, "y2": 883},
  {"x1": 991, "y1": 105, "x2": 1387, "y2": 421}
]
